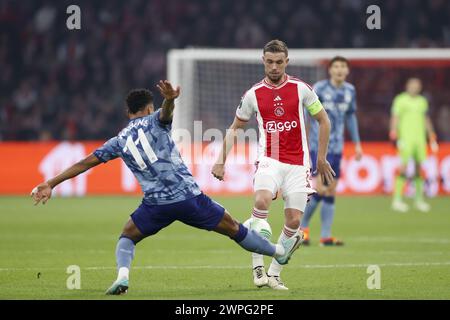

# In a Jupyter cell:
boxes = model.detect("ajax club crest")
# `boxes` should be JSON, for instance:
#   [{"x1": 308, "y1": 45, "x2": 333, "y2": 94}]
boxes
[
  {"x1": 273, "y1": 94, "x2": 284, "y2": 116},
  {"x1": 274, "y1": 106, "x2": 285, "y2": 116}
]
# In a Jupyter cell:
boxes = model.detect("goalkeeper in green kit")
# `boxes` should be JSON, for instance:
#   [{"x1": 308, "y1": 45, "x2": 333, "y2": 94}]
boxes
[{"x1": 389, "y1": 78, "x2": 439, "y2": 212}]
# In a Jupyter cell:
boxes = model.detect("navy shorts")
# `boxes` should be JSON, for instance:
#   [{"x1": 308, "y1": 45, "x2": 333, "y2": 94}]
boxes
[
  {"x1": 310, "y1": 151, "x2": 342, "y2": 179},
  {"x1": 130, "y1": 193, "x2": 225, "y2": 236}
]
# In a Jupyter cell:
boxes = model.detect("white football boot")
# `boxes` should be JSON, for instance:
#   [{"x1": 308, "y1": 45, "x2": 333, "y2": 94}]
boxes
[
  {"x1": 267, "y1": 275, "x2": 289, "y2": 290},
  {"x1": 392, "y1": 200, "x2": 409, "y2": 213},
  {"x1": 414, "y1": 200, "x2": 430, "y2": 212},
  {"x1": 253, "y1": 266, "x2": 269, "y2": 287}
]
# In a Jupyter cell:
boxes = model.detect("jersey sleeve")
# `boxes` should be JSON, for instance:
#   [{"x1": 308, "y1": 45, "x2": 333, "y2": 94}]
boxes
[
  {"x1": 301, "y1": 82, "x2": 323, "y2": 116},
  {"x1": 93, "y1": 137, "x2": 120, "y2": 163},
  {"x1": 151, "y1": 109, "x2": 172, "y2": 131},
  {"x1": 235, "y1": 90, "x2": 256, "y2": 122},
  {"x1": 312, "y1": 82, "x2": 323, "y2": 101}
]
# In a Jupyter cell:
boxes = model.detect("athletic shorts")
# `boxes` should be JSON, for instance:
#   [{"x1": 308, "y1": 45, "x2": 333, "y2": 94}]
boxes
[
  {"x1": 253, "y1": 156, "x2": 315, "y2": 199},
  {"x1": 130, "y1": 193, "x2": 225, "y2": 236},
  {"x1": 310, "y1": 151, "x2": 342, "y2": 179},
  {"x1": 397, "y1": 139, "x2": 427, "y2": 165}
]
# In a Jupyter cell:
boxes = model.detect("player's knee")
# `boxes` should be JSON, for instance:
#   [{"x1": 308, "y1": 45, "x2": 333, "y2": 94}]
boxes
[
  {"x1": 254, "y1": 194, "x2": 271, "y2": 210},
  {"x1": 286, "y1": 216, "x2": 300, "y2": 230},
  {"x1": 284, "y1": 209, "x2": 302, "y2": 230},
  {"x1": 121, "y1": 219, "x2": 144, "y2": 243},
  {"x1": 217, "y1": 211, "x2": 240, "y2": 238}
]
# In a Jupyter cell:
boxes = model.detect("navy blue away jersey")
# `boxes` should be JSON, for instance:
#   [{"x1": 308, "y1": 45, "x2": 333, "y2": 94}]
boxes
[
  {"x1": 308, "y1": 80, "x2": 357, "y2": 154},
  {"x1": 94, "y1": 110, "x2": 201, "y2": 205}
]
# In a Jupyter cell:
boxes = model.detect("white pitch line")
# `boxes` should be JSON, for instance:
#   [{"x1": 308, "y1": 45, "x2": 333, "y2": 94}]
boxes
[{"x1": 1, "y1": 261, "x2": 450, "y2": 272}]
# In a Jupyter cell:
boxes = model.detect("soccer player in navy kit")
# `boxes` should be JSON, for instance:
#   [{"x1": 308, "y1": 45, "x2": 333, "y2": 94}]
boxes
[
  {"x1": 300, "y1": 56, "x2": 363, "y2": 246},
  {"x1": 30, "y1": 80, "x2": 301, "y2": 295}
]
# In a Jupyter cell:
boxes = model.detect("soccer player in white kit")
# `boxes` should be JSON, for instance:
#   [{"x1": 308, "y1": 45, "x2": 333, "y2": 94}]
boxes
[{"x1": 212, "y1": 40, "x2": 335, "y2": 290}]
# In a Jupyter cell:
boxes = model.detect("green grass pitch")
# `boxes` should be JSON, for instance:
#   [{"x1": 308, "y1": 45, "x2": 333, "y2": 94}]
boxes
[{"x1": 0, "y1": 195, "x2": 449, "y2": 299}]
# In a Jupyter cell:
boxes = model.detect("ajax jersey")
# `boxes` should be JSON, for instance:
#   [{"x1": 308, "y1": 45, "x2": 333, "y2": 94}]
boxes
[{"x1": 236, "y1": 75, "x2": 322, "y2": 167}]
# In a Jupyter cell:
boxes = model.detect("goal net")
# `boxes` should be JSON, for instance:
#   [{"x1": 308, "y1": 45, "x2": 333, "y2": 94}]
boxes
[{"x1": 167, "y1": 48, "x2": 450, "y2": 142}]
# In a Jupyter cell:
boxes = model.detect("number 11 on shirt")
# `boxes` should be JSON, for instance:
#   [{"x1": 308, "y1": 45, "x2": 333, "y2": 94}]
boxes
[{"x1": 123, "y1": 128, "x2": 158, "y2": 169}]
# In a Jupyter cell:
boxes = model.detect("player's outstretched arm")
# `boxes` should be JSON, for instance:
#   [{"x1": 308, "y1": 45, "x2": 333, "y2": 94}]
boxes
[
  {"x1": 312, "y1": 109, "x2": 335, "y2": 185},
  {"x1": 211, "y1": 117, "x2": 247, "y2": 181},
  {"x1": 30, "y1": 153, "x2": 102, "y2": 205},
  {"x1": 157, "y1": 80, "x2": 180, "y2": 123}
]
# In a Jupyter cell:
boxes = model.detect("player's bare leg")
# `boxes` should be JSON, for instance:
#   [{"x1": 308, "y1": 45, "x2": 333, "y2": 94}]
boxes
[
  {"x1": 392, "y1": 163, "x2": 410, "y2": 212},
  {"x1": 213, "y1": 210, "x2": 241, "y2": 236},
  {"x1": 106, "y1": 218, "x2": 145, "y2": 295},
  {"x1": 267, "y1": 206, "x2": 303, "y2": 290}
]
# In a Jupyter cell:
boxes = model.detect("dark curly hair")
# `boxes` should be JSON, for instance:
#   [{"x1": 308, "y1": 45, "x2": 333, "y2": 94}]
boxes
[{"x1": 126, "y1": 89, "x2": 154, "y2": 114}]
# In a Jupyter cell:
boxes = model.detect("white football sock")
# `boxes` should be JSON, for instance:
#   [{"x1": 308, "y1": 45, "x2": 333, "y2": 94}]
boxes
[
  {"x1": 251, "y1": 208, "x2": 269, "y2": 268},
  {"x1": 274, "y1": 244, "x2": 285, "y2": 256},
  {"x1": 117, "y1": 267, "x2": 129, "y2": 280}
]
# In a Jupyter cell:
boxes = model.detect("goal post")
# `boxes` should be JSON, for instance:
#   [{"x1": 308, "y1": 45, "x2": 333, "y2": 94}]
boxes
[{"x1": 167, "y1": 48, "x2": 450, "y2": 139}]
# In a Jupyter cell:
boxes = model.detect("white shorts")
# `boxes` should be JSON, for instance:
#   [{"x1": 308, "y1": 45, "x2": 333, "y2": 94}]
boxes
[{"x1": 253, "y1": 156, "x2": 316, "y2": 199}]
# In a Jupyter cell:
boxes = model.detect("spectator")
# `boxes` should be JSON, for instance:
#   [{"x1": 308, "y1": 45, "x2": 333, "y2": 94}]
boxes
[{"x1": 0, "y1": 0, "x2": 449, "y2": 141}]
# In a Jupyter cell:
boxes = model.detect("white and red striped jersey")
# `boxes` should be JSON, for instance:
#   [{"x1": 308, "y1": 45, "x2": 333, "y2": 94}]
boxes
[{"x1": 236, "y1": 75, "x2": 320, "y2": 167}]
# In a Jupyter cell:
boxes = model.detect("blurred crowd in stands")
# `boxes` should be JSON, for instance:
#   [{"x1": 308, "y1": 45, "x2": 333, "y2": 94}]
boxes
[{"x1": 1, "y1": 0, "x2": 449, "y2": 141}]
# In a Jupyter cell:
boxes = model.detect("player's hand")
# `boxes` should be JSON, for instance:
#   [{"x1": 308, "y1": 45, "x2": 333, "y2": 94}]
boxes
[
  {"x1": 211, "y1": 163, "x2": 225, "y2": 181},
  {"x1": 430, "y1": 141, "x2": 439, "y2": 153},
  {"x1": 316, "y1": 158, "x2": 335, "y2": 186},
  {"x1": 355, "y1": 143, "x2": 363, "y2": 161},
  {"x1": 430, "y1": 133, "x2": 439, "y2": 154},
  {"x1": 156, "y1": 80, "x2": 180, "y2": 100},
  {"x1": 30, "y1": 182, "x2": 52, "y2": 206},
  {"x1": 389, "y1": 130, "x2": 397, "y2": 142}
]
